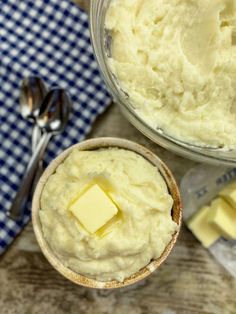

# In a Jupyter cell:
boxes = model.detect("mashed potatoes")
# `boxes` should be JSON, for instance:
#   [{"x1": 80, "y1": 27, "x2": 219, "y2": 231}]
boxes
[
  {"x1": 40, "y1": 148, "x2": 177, "y2": 282},
  {"x1": 106, "y1": 0, "x2": 236, "y2": 148}
]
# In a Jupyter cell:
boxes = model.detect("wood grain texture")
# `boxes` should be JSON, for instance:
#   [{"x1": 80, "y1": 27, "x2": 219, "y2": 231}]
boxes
[{"x1": 0, "y1": 1, "x2": 236, "y2": 313}]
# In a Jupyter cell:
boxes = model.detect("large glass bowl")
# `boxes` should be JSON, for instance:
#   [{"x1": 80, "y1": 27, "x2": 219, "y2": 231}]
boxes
[{"x1": 89, "y1": 0, "x2": 236, "y2": 166}]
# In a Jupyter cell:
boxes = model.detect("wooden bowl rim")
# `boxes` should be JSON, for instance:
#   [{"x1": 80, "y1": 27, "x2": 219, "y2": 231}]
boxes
[{"x1": 32, "y1": 137, "x2": 182, "y2": 289}]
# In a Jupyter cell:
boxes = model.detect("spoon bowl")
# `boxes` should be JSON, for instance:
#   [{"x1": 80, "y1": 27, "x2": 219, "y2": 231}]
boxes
[
  {"x1": 37, "y1": 88, "x2": 71, "y2": 134},
  {"x1": 20, "y1": 76, "x2": 47, "y2": 120}
]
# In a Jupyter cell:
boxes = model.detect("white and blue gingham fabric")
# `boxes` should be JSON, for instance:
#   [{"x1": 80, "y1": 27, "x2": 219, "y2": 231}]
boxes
[{"x1": 0, "y1": 0, "x2": 111, "y2": 254}]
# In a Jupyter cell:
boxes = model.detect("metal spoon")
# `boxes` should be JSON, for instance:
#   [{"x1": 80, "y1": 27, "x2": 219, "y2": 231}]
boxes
[
  {"x1": 20, "y1": 76, "x2": 48, "y2": 195},
  {"x1": 8, "y1": 88, "x2": 71, "y2": 220},
  {"x1": 20, "y1": 76, "x2": 47, "y2": 151}
]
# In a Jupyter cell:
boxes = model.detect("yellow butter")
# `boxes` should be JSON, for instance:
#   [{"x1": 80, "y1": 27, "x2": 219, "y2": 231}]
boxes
[
  {"x1": 219, "y1": 181, "x2": 236, "y2": 210},
  {"x1": 208, "y1": 198, "x2": 236, "y2": 240},
  {"x1": 69, "y1": 184, "x2": 118, "y2": 233},
  {"x1": 187, "y1": 206, "x2": 220, "y2": 248}
]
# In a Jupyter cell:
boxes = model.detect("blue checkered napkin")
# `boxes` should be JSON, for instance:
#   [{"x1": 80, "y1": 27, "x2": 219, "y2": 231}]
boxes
[{"x1": 0, "y1": 0, "x2": 111, "y2": 254}]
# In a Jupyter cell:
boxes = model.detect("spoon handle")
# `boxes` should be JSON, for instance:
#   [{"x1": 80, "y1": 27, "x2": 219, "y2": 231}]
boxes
[
  {"x1": 31, "y1": 124, "x2": 41, "y2": 152},
  {"x1": 31, "y1": 159, "x2": 44, "y2": 197},
  {"x1": 31, "y1": 123, "x2": 44, "y2": 196},
  {"x1": 8, "y1": 132, "x2": 51, "y2": 220}
]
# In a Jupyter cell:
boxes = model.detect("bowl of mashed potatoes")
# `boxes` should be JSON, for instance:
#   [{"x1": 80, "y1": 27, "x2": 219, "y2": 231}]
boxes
[
  {"x1": 90, "y1": 0, "x2": 236, "y2": 166},
  {"x1": 32, "y1": 137, "x2": 181, "y2": 288}
]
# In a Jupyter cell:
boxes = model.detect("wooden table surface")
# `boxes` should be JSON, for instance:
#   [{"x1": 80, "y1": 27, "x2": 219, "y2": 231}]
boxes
[{"x1": 1, "y1": 1, "x2": 236, "y2": 314}]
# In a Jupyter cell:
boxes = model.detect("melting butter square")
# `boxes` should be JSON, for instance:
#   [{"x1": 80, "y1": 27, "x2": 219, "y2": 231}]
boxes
[
  {"x1": 208, "y1": 198, "x2": 236, "y2": 240},
  {"x1": 69, "y1": 184, "x2": 118, "y2": 233},
  {"x1": 187, "y1": 206, "x2": 220, "y2": 248}
]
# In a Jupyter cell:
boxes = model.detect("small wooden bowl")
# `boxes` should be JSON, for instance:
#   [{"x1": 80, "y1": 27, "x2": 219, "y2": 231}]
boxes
[{"x1": 32, "y1": 137, "x2": 182, "y2": 289}]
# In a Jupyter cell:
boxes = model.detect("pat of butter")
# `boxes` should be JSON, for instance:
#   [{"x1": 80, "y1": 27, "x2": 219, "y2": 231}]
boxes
[
  {"x1": 208, "y1": 198, "x2": 236, "y2": 240},
  {"x1": 219, "y1": 181, "x2": 236, "y2": 210},
  {"x1": 187, "y1": 206, "x2": 220, "y2": 248},
  {"x1": 69, "y1": 184, "x2": 118, "y2": 233}
]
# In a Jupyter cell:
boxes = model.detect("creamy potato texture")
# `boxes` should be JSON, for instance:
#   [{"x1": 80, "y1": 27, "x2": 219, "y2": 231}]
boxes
[
  {"x1": 106, "y1": 0, "x2": 236, "y2": 148},
  {"x1": 40, "y1": 148, "x2": 177, "y2": 282}
]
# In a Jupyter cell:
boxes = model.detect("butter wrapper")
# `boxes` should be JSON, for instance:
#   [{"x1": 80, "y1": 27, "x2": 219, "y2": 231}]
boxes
[{"x1": 180, "y1": 165, "x2": 236, "y2": 278}]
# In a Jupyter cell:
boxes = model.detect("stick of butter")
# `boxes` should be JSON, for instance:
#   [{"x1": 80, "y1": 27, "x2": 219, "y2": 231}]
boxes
[
  {"x1": 219, "y1": 181, "x2": 236, "y2": 210},
  {"x1": 208, "y1": 198, "x2": 236, "y2": 240},
  {"x1": 69, "y1": 184, "x2": 118, "y2": 233},
  {"x1": 187, "y1": 206, "x2": 220, "y2": 248}
]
